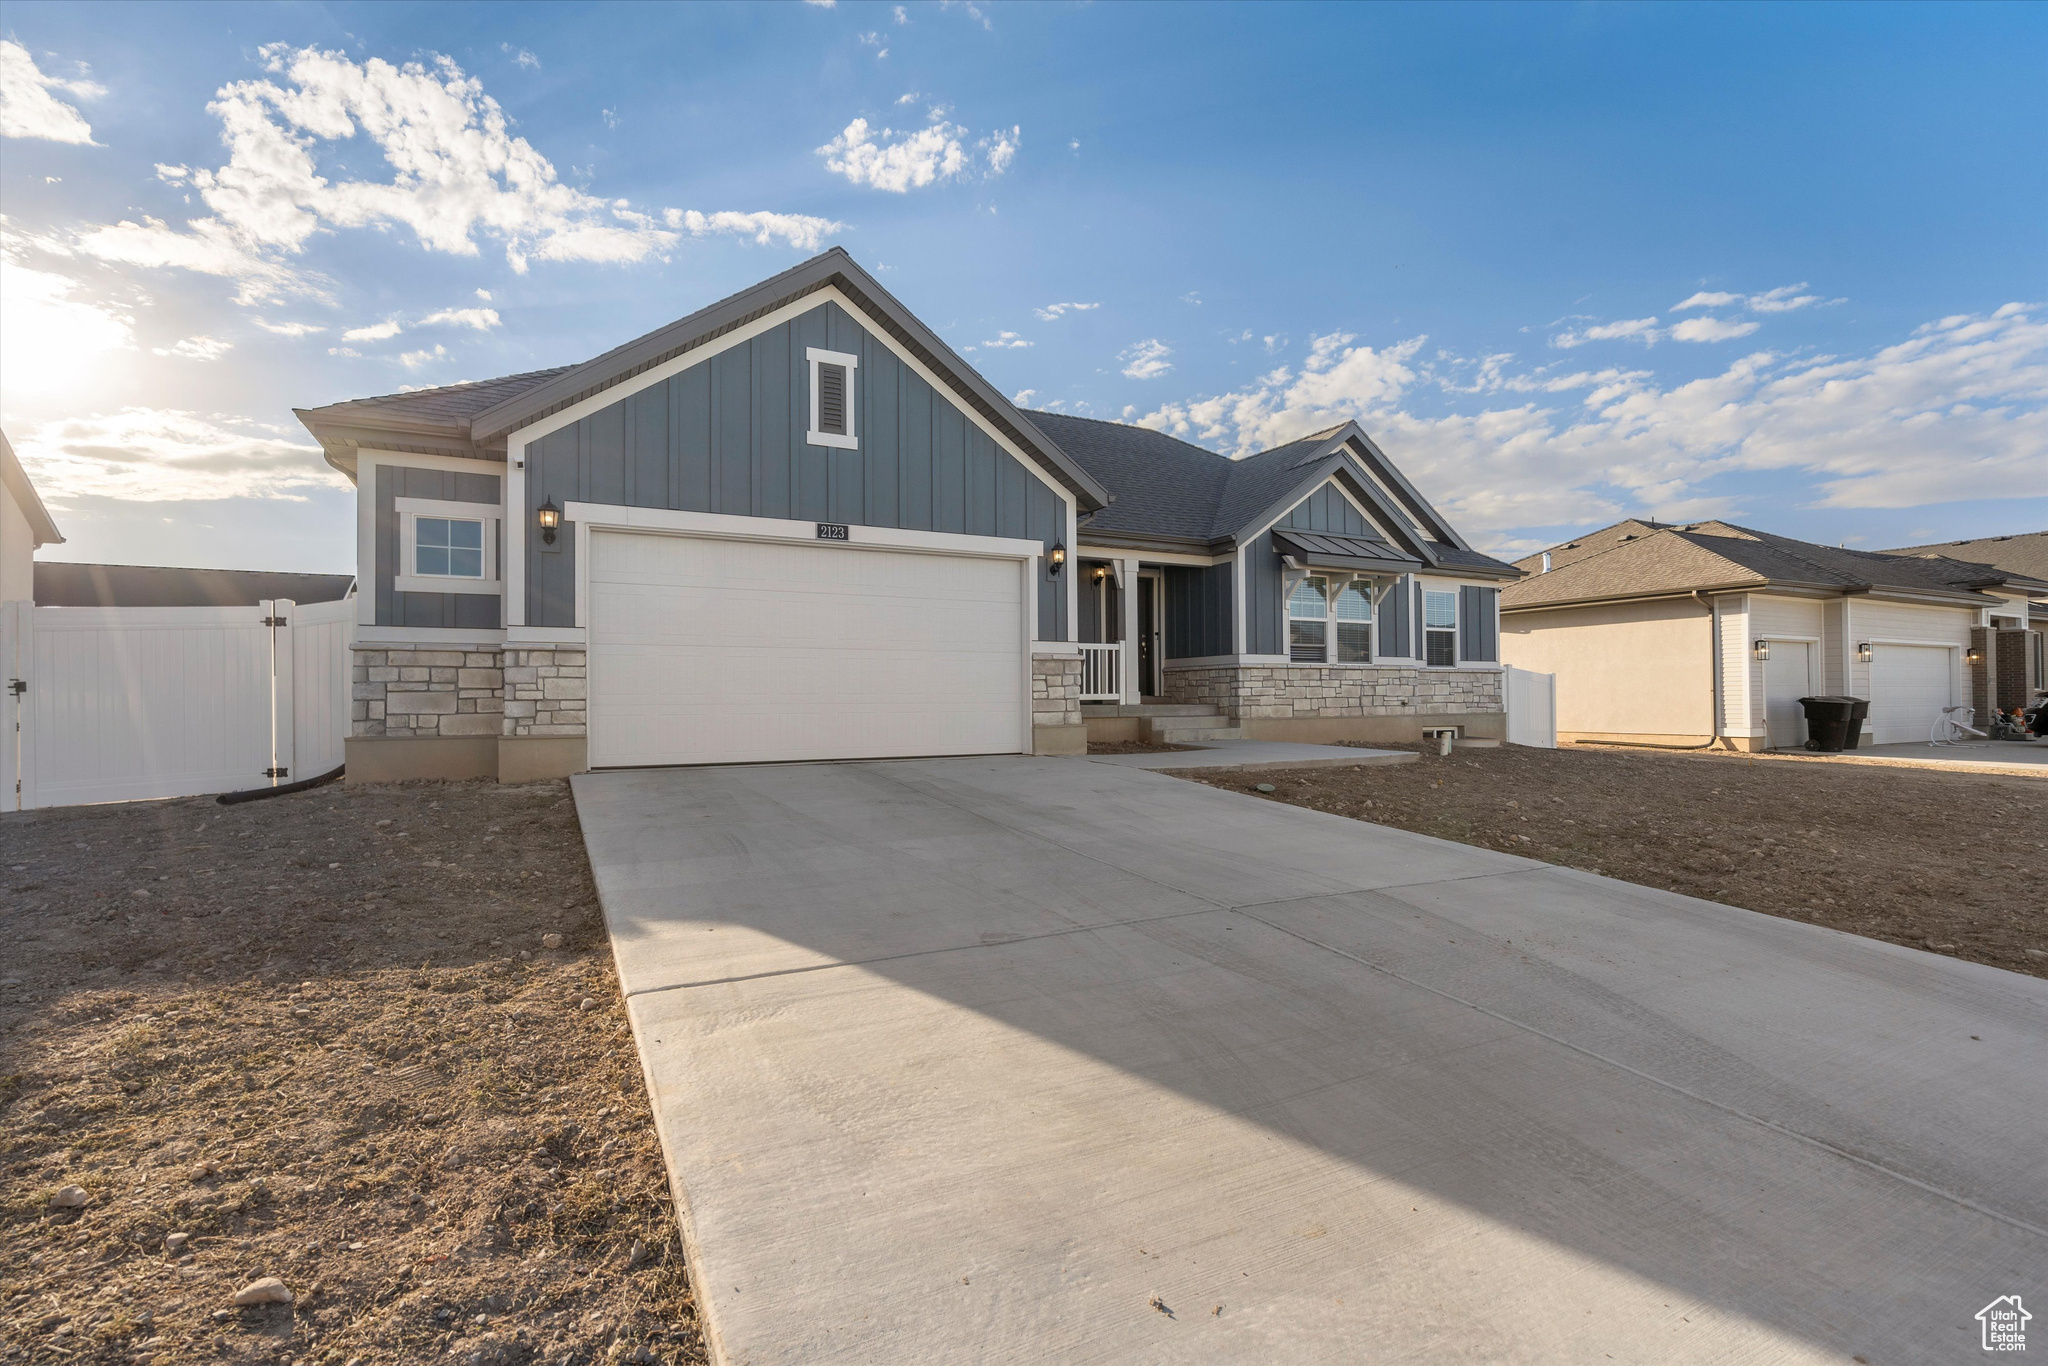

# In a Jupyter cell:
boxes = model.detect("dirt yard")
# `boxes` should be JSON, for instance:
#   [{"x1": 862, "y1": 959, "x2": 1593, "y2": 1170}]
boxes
[
  {"x1": 0, "y1": 780, "x2": 703, "y2": 1366},
  {"x1": 1191, "y1": 742, "x2": 2048, "y2": 979}
]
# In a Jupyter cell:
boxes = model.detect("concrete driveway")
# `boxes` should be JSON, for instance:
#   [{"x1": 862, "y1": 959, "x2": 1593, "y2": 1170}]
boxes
[{"x1": 573, "y1": 757, "x2": 2048, "y2": 1365}]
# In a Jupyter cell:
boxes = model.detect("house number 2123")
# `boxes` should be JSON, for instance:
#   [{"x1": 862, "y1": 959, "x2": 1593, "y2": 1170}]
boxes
[{"x1": 816, "y1": 523, "x2": 850, "y2": 541}]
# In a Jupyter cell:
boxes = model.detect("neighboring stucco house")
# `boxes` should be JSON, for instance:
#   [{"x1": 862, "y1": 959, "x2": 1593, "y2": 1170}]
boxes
[
  {"x1": 1, "y1": 429, "x2": 64, "y2": 605},
  {"x1": 1501, "y1": 519, "x2": 2048, "y2": 749},
  {"x1": 1884, "y1": 530, "x2": 2048, "y2": 715},
  {"x1": 295, "y1": 249, "x2": 1519, "y2": 783}
]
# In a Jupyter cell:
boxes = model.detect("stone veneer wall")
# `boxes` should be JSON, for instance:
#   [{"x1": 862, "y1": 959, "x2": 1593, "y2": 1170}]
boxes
[
  {"x1": 1163, "y1": 664, "x2": 1502, "y2": 720},
  {"x1": 1032, "y1": 655, "x2": 1083, "y2": 730},
  {"x1": 352, "y1": 645, "x2": 589, "y2": 740},
  {"x1": 503, "y1": 648, "x2": 588, "y2": 737},
  {"x1": 352, "y1": 648, "x2": 504, "y2": 738}
]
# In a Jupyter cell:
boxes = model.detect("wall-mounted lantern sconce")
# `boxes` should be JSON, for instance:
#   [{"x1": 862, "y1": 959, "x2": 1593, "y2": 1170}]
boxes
[
  {"x1": 1090, "y1": 563, "x2": 1109, "y2": 584},
  {"x1": 1753, "y1": 639, "x2": 1770, "y2": 661},
  {"x1": 1856, "y1": 642, "x2": 1872, "y2": 664},
  {"x1": 1047, "y1": 542, "x2": 1066, "y2": 576},
  {"x1": 1965, "y1": 645, "x2": 1983, "y2": 665},
  {"x1": 538, "y1": 498, "x2": 561, "y2": 545}
]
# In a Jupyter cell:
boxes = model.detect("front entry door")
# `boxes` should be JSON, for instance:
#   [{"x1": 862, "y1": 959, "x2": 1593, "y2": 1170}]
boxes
[{"x1": 1137, "y1": 574, "x2": 1161, "y2": 698}]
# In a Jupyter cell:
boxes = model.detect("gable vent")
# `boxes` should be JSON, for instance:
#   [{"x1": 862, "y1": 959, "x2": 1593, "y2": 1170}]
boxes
[{"x1": 818, "y1": 363, "x2": 848, "y2": 435}]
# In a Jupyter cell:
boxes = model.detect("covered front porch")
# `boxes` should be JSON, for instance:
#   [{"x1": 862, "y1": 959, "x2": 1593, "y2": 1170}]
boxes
[{"x1": 1073, "y1": 553, "x2": 1185, "y2": 705}]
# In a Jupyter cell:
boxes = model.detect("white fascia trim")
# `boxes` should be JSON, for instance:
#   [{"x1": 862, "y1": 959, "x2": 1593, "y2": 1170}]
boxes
[
  {"x1": 354, "y1": 449, "x2": 508, "y2": 476},
  {"x1": 805, "y1": 346, "x2": 860, "y2": 450},
  {"x1": 1074, "y1": 545, "x2": 1224, "y2": 567},
  {"x1": 508, "y1": 284, "x2": 1077, "y2": 511},
  {"x1": 506, "y1": 625, "x2": 587, "y2": 646},
  {"x1": 354, "y1": 627, "x2": 506, "y2": 646}
]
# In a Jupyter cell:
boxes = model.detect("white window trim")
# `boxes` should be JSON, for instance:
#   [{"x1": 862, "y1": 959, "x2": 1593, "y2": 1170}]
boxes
[
  {"x1": 1286, "y1": 572, "x2": 1379, "y2": 664},
  {"x1": 394, "y1": 496, "x2": 501, "y2": 596},
  {"x1": 1423, "y1": 586, "x2": 1459, "y2": 667},
  {"x1": 806, "y1": 346, "x2": 860, "y2": 450}
]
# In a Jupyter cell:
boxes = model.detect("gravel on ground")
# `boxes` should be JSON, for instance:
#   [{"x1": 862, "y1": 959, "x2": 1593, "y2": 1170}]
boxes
[
  {"x1": 1188, "y1": 741, "x2": 2047, "y2": 979},
  {"x1": 0, "y1": 779, "x2": 704, "y2": 1366}
]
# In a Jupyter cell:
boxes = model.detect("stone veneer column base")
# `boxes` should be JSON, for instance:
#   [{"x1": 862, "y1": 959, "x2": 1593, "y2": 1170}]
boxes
[{"x1": 1032, "y1": 654, "x2": 1086, "y2": 756}]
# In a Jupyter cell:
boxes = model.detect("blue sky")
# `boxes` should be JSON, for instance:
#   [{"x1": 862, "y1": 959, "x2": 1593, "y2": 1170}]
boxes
[{"x1": 2, "y1": 0, "x2": 2042, "y2": 572}]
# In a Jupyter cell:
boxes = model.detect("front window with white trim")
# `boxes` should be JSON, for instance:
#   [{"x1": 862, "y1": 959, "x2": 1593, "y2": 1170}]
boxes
[
  {"x1": 1289, "y1": 577, "x2": 1375, "y2": 663},
  {"x1": 1424, "y1": 589, "x2": 1458, "y2": 666},
  {"x1": 395, "y1": 497, "x2": 500, "y2": 595},
  {"x1": 806, "y1": 346, "x2": 859, "y2": 450}
]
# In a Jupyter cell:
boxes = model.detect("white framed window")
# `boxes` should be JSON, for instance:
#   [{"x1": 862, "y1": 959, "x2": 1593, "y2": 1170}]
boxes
[
  {"x1": 1291, "y1": 575, "x2": 1377, "y2": 663},
  {"x1": 1289, "y1": 576, "x2": 1329, "y2": 661},
  {"x1": 806, "y1": 346, "x2": 860, "y2": 450},
  {"x1": 1424, "y1": 588, "x2": 1458, "y2": 666},
  {"x1": 395, "y1": 497, "x2": 500, "y2": 595},
  {"x1": 1334, "y1": 581, "x2": 1373, "y2": 662}
]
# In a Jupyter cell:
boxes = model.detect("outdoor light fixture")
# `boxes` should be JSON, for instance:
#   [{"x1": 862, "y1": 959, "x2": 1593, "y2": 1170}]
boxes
[
  {"x1": 1857, "y1": 642, "x2": 1872, "y2": 663},
  {"x1": 1754, "y1": 639, "x2": 1770, "y2": 661},
  {"x1": 1966, "y1": 645, "x2": 1983, "y2": 665},
  {"x1": 538, "y1": 498, "x2": 560, "y2": 545},
  {"x1": 1048, "y1": 542, "x2": 1066, "y2": 575},
  {"x1": 1091, "y1": 563, "x2": 1109, "y2": 584}
]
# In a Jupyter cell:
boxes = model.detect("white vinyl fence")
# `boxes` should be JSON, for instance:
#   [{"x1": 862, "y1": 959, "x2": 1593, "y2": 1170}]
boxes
[
  {"x1": 1, "y1": 596, "x2": 352, "y2": 810},
  {"x1": 1505, "y1": 665, "x2": 1557, "y2": 749}
]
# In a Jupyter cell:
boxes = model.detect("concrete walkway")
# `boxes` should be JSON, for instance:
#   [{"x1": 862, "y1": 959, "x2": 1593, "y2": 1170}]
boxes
[
  {"x1": 1763, "y1": 738, "x2": 2048, "y2": 775},
  {"x1": 1085, "y1": 739, "x2": 1417, "y2": 771},
  {"x1": 575, "y1": 757, "x2": 2048, "y2": 1365}
]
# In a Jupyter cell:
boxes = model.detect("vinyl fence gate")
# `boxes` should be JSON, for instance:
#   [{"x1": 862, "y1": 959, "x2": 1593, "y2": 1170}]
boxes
[
  {"x1": 1, "y1": 596, "x2": 353, "y2": 811},
  {"x1": 1505, "y1": 665, "x2": 1558, "y2": 749}
]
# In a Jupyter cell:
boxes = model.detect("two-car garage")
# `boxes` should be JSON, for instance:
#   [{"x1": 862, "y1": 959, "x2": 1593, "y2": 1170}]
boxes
[{"x1": 581, "y1": 521, "x2": 1035, "y2": 769}]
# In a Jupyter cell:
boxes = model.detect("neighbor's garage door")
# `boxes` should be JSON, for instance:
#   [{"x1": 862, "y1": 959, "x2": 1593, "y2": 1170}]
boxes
[
  {"x1": 1867, "y1": 644, "x2": 1954, "y2": 744},
  {"x1": 586, "y1": 530, "x2": 1026, "y2": 767}
]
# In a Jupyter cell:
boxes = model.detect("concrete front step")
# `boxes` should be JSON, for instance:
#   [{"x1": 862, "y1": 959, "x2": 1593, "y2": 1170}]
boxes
[{"x1": 1156, "y1": 727, "x2": 1245, "y2": 742}]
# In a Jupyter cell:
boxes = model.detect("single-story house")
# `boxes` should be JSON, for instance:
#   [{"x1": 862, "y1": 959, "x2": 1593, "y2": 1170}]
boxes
[
  {"x1": 1500, "y1": 519, "x2": 2048, "y2": 749},
  {"x1": 2, "y1": 428, "x2": 64, "y2": 605},
  {"x1": 1884, "y1": 530, "x2": 2048, "y2": 715},
  {"x1": 295, "y1": 248, "x2": 1520, "y2": 783}
]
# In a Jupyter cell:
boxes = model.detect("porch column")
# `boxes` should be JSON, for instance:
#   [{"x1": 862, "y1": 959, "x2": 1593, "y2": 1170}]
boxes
[{"x1": 1120, "y1": 557, "x2": 1142, "y2": 704}]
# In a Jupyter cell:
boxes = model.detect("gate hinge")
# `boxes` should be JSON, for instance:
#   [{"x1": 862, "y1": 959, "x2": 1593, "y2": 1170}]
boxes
[
  {"x1": 6, "y1": 678, "x2": 24, "y2": 696},
  {"x1": 261, "y1": 616, "x2": 287, "y2": 628},
  {"x1": 264, "y1": 766, "x2": 290, "y2": 779}
]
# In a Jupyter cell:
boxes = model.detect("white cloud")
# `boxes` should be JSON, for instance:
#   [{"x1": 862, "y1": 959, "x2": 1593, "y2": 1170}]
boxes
[
  {"x1": 1131, "y1": 303, "x2": 2046, "y2": 530},
  {"x1": 11, "y1": 409, "x2": 343, "y2": 502},
  {"x1": 804, "y1": 0, "x2": 837, "y2": 6},
  {"x1": 342, "y1": 319, "x2": 404, "y2": 342},
  {"x1": 601, "y1": 106, "x2": 621, "y2": 130},
  {"x1": 399, "y1": 343, "x2": 449, "y2": 370},
  {"x1": 154, "y1": 335, "x2": 234, "y2": 361},
  {"x1": 981, "y1": 331, "x2": 1030, "y2": 349},
  {"x1": 72, "y1": 46, "x2": 833, "y2": 304},
  {"x1": 858, "y1": 32, "x2": 889, "y2": 58},
  {"x1": 0, "y1": 40, "x2": 103, "y2": 145},
  {"x1": 501, "y1": 44, "x2": 541, "y2": 70},
  {"x1": 1182, "y1": 292, "x2": 1201, "y2": 306},
  {"x1": 896, "y1": 91, "x2": 919, "y2": 105},
  {"x1": 1012, "y1": 388, "x2": 1036, "y2": 405},
  {"x1": 1675, "y1": 283, "x2": 1831, "y2": 314},
  {"x1": 418, "y1": 306, "x2": 501, "y2": 331},
  {"x1": 894, "y1": 5, "x2": 910, "y2": 21},
  {"x1": 0, "y1": 238, "x2": 134, "y2": 401},
  {"x1": 662, "y1": 208, "x2": 841, "y2": 252},
  {"x1": 818, "y1": 111, "x2": 1018, "y2": 191},
  {"x1": 326, "y1": 346, "x2": 360, "y2": 358},
  {"x1": 1034, "y1": 301, "x2": 1099, "y2": 320},
  {"x1": 1120, "y1": 338, "x2": 1173, "y2": 380},
  {"x1": 941, "y1": 0, "x2": 993, "y2": 29},
  {"x1": 252, "y1": 318, "x2": 325, "y2": 336},
  {"x1": 1669, "y1": 315, "x2": 1761, "y2": 343},
  {"x1": 475, "y1": 288, "x2": 492, "y2": 300},
  {"x1": 1553, "y1": 316, "x2": 1661, "y2": 349}
]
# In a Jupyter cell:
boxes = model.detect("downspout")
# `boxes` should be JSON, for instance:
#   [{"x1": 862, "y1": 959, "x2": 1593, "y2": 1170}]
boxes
[{"x1": 1583, "y1": 589, "x2": 1726, "y2": 751}]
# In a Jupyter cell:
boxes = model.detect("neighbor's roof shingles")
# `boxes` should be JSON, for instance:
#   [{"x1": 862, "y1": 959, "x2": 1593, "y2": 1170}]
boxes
[{"x1": 1882, "y1": 530, "x2": 2048, "y2": 585}]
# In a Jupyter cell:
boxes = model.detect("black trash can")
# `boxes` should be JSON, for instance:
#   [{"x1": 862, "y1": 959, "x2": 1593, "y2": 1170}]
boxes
[
  {"x1": 1842, "y1": 697, "x2": 1870, "y2": 751},
  {"x1": 1798, "y1": 695, "x2": 1858, "y2": 752}
]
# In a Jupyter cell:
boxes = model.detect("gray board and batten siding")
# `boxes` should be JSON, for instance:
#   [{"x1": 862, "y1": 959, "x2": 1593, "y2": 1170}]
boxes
[
  {"x1": 519, "y1": 300, "x2": 1070, "y2": 637},
  {"x1": 376, "y1": 465, "x2": 502, "y2": 629},
  {"x1": 1242, "y1": 481, "x2": 1375, "y2": 657}
]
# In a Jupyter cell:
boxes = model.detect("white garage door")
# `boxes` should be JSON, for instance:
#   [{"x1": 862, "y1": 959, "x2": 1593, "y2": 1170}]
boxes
[
  {"x1": 1867, "y1": 644, "x2": 1954, "y2": 744},
  {"x1": 587, "y1": 530, "x2": 1027, "y2": 767}
]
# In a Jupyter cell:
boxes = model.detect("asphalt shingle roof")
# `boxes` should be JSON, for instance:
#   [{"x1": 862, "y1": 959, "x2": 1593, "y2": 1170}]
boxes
[
  {"x1": 1883, "y1": 530, "x2": 2048, "y2": 585},
  {"x1": 1032, "y1": 412, "x2": 1240, "y2": 541},
  {"x1": 1504, "y1": 519, "x2": 2016, "y2": 610},
  {"x1": 301, "y1": 367, "x2": 571, "y2": 427}
]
